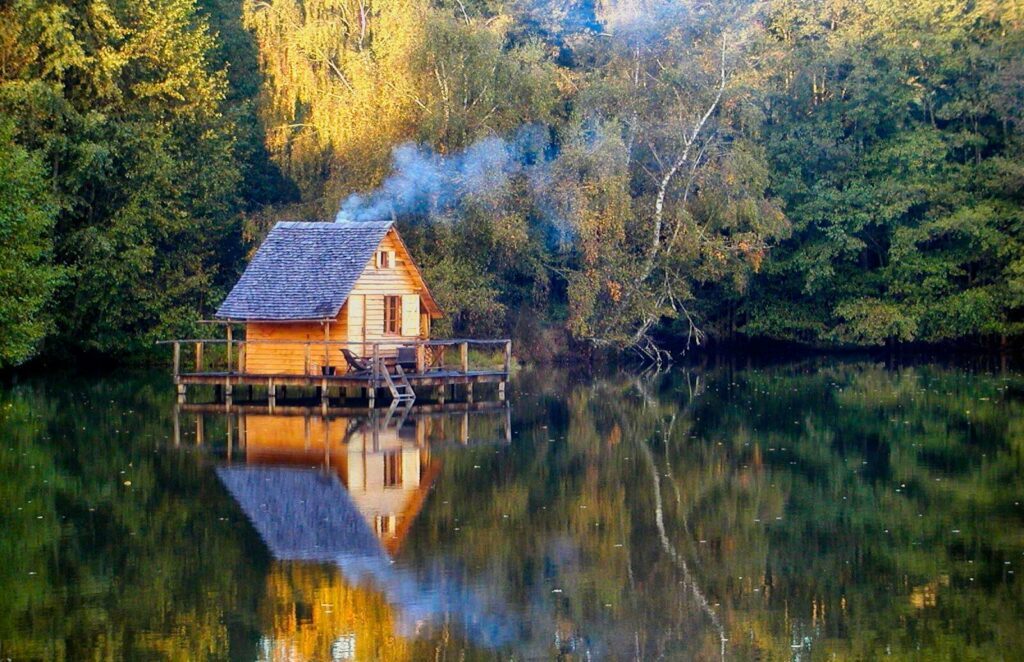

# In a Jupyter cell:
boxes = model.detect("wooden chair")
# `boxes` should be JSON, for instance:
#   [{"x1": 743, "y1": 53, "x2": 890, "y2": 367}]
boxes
[
  {"x1": 396, "y1": 346, "x2": 418, "y2": 372},
  {"x1": 341, "y1": 348, "x2": 373, "y2": 374}
]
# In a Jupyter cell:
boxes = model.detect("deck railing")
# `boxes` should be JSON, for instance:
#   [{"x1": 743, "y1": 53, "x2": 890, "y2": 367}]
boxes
[{"x1": 163, "y1": 338, "x2": 512, "y2": 382}]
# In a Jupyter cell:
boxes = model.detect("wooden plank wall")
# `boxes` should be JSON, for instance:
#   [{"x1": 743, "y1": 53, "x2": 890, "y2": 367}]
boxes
[
  {"x1": 349, "y1": 231, "x2": 425, "y2": 345},
  {"x1": 244, "y1": 319, "x2": 347, "y2": 375}
]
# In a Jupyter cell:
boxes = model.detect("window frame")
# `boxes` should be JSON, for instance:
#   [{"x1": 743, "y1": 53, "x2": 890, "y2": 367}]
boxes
[
  {"x1": 383, "y1": 295, "x2": 402, "y2": 335},
  {"x1": 383, "y1": 450, "x2": 402, "y2": 487}
]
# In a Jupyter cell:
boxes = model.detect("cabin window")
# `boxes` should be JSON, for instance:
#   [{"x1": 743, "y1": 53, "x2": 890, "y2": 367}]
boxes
[
  {"x1": 376, "y1": 250, "x2": 394, "y2": 269},
  {"x1": 384, "y1": 295, "x2": 401, "y2": 334},
  {"x1": 294, "y1": 601, "x2": 314, "y2": 625},
  {"x1": 383, "y1": 450, "x2": 403, "y2": 487}
]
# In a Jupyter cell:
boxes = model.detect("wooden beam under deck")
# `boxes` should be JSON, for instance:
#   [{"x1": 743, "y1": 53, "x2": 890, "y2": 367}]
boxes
[
  {"x1": 178, "y1": 399, "x2": 508, "y2": 417},
  {"x1": 176, "y1": 369, "x2": 507, "y2": 389}
]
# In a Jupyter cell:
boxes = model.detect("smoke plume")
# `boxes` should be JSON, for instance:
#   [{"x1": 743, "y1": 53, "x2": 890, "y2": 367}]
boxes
[{"x1": 335, "y1": 126, "x2": 549, "y2": 223}]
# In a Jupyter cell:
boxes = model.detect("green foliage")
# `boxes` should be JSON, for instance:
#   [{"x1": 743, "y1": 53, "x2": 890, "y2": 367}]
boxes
[
  {"x1": 746, "y1": 0, "x2": 1024, "y2": 347},
  {"x1": 1, "y1": 0, "x2": 1023, "y2": 361},
  {"x1": 0, "y1": 0, "x2": 247, "y2": 360},
  {"x1": 0, "y1": 121, "x2": 61, "y2": 367},
  {"x1": 421, "y1": 253, "x2": 507, "y2": 337}
]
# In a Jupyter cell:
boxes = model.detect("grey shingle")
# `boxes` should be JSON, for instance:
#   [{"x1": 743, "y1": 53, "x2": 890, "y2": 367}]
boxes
[{"x1": 215, "y1": 220, "x2": 392, "y2": 321}]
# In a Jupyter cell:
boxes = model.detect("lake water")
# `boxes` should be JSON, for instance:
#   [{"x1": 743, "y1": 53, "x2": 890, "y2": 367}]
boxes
[{"x1": 1, "y1": 359, "x2": 1023, "y2": 660}]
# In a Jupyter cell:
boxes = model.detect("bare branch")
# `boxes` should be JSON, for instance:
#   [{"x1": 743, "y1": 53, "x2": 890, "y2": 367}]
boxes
[
  {"x1": 643, "y1": 35, "x2": 729, "y2": 281},
  {"x1": 455, "y1": 0, "x2": 471, "y2": 25}
]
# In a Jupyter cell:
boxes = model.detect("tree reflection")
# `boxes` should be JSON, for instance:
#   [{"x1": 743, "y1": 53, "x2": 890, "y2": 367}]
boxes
[{"x1": 1, "y1": 363, "x2": 1023, "y2": 659}]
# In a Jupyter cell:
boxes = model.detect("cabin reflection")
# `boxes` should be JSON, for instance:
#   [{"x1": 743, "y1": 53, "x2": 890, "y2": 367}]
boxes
[
  {"x1": 242, "y1": 408, "x2": 455, "y2": 555},
  {"x1": 175, "y1": 402, "x2": 515, "y2": 658}
]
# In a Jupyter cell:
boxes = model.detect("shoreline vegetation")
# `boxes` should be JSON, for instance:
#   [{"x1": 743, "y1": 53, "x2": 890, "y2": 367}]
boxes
[{"x1": 0, "y1": 1, "x2": 1021, "y2": 369}]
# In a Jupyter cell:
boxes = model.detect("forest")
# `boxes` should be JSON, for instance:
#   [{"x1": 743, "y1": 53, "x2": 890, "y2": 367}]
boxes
[{"x1": 0, "y1": 0, "x2": 1022, "y2": 367}]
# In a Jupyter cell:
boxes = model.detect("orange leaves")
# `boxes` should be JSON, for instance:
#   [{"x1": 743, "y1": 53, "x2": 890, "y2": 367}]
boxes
[{"x1": 607, "y1": 280, "x2": 622, "y2": 302}]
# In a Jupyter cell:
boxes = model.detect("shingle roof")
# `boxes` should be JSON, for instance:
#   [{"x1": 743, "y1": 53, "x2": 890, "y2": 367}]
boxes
[{"x1": 215, "y1": 221, "x2": 392, "y2": 321}]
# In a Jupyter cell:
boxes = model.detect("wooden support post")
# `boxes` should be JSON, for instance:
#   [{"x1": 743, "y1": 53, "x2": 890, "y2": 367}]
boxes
[
  {"x1": 499, "y1": 381, "x2": 506, "y2": 401},
  {"x1": 321, "y1": 378, "x2": 329, "y2": 415},
  {"x1": 504, "y1": 340, "x2": 512, "y2": 374},
  {"x1": 195, "y1": 342, "x2": 204, "y2": 373},
  {"x1": 173, "y1": 404, "x2": 181, "y2": 447},
  {"x1": 268, "y1": 379, "x2": 276, "y2": 411},
  {"x1": 173, "y1": 341, "x2": 181, "y2": 379},
  {"x1": 226, "y1": 414, "x2": 234, "y2": 463},
  {"x1": 226, "y1": 325, "x2": 233, "y2": 373},
  {"x1": 176, "y1": 383, "x2": 186, "y2": 405},
  {"x1": 466, "y1": 382, "x2": 474, "y2": 403},
  {"x1": 323, "y1": 417, "x2": 331, "y2": 468},
  {"x1": 323, "y1": 323, "x2": 330, "y2": 374},
  {"x1": 225, "y1": 380, "x2": 233, "y2": 411},
  {"x1": 369, "y1": 343, "x2": 379, "y2": 409},
  {"x1": 460, "y1": 342, "x2": 469, "y2": 374},
  {"x1": 239, "y1": 342, "x2": 245, "y2": 374}
]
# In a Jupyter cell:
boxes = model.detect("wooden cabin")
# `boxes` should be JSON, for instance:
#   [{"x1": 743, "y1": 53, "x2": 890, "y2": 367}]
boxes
[{"x1": 215, "y1": 221, "x2": 443, "y2": 375}]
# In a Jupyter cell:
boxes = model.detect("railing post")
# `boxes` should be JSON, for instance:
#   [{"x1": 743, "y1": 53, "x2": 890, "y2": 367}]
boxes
[
  {"x1": 504, "y1": 340, "x2": 512, "y2": 374},
  {"x1": 195, "y1": 341, "x2": 203, "y2": 373},
  {"x1": 173, "y1": 341, "x2": 180, "y2": 379},
  {"x1": 460, "y1": 342, "x2": 468, "y2": 374},
  {"x1": 226, "y1": 325, "x2": 233, "y2": 373},
  {"x1": 173, "y1": 404, "x2": 181, "y2": 447},
  {"x1": 238, "y1": 342, "x2": 246, "y2": 374},
  {"x1": 370, "y1": 343, "x2": 379, "y2": 408}
]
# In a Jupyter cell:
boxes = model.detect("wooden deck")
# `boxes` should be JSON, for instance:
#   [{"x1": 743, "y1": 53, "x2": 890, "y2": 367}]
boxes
[{"x1": 164, "y1": 338, "x2": 512, "y2": 408}]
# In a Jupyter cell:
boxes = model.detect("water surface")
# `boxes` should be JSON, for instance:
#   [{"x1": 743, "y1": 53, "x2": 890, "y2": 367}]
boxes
[{"x1": 1, "y1": 360, "x2": 1023, "y2": 660}]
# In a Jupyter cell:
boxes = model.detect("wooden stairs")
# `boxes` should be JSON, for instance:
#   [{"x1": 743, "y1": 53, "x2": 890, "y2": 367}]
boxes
[{"x1": 377, "y1": 359, "x2": 416, "y2": 404}]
